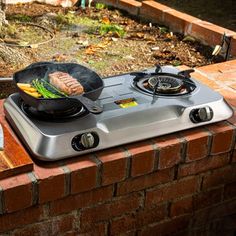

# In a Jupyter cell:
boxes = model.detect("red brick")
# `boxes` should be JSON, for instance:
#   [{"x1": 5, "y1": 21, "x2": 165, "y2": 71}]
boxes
[
  {"x1": 189, "y1": 20, "x2": 235, "y2": 46},
  {"x1": 0, "y1": 173, "x2": 32, "y2": 213},
  {"x1": 191, "y1": 71, "x2": 220, "y2": 90},
  {"x1": 231, "y1": 36, "x2": 236, "y2": 56},
  {"x1": 170, "y1": 196, "x2": 193, "y2": 217},
  {"x1": 230, "y1": 82, "x2": 236, "y2": 91},
  {"x1": 224, "y1": 182, "x2": 236, "y2": 200},
  {"x1": 216, "y1": 59, "x2": 236, "y2": 73},
  {"x1": 193, "y1": 188, "x2": 223, "y2": 211},
  {"x1": 154, "y1": 134, "x2": 182, "y2": 169},
  {"x1": 202, "y1": 164, "x2": 236, "y2": 190},
  {"x1": 118, "y1": 0, "x2": 141, "y2": 15},
  {"x1": 80, "y1": 192, "x2": 142, "y2": 230},
  {"x1": 49, "y1": 185, "x2": 113, "y2": 216},
  {"x1": 228, "y1": 111, "x2": 236, "y2": 127},
  {"x1": 12, "y1": 214, "x2": 75, "y2": 236},
  {"x1": 0, "y1": 206, "x2": 44, "y2": 233},
  {"x1": 218, "y1": 88, "x2": 236, "y2": 108},
  {"x1": 34, "y1": 163, "x2": 66, "y2": 204},
  {"x1": 207, "y1": 122, "x2": 235, "y2": 154},
  {"x1": 190, "y1": 228, "x2": 211, "y2": 236},
  {"x1": 110, "y1": 204, "x2": 167, "y2": 234},
  {"x1": 63, "y1": 232, "x2": 78, "y2": 236},
  {"x1": 121, "y1": 231, "x2": 136, "y2": 236},
  {"x1": 117, "y1": 168, "x2": 174, "y2": 195},
  {"x1": 210, "y1": 214, "x2": 236, "y2": 234},
  {"x1": 232, "y1": 150, "x2": 236, "y2": 163},
  {"x1": 216, "y1": 71, "x2": 236, "y2": 84},
  {"x1": 139, "y1": 215, "x2": 190, "y2": 236},
  {"x1": 163, "y1": 9, "x2": 200, "y2": 34},
  {"x1": 96, "y1": 148, "x2": 127, "y2": 185},
  {"x1": 182, "y1": 128, "x2": 210, "y2": 162},
  {"x1": 192, "y1": 199, "x2": 236, "y2": 227},
  {"x1": 140, "y1": 1, "x2": 170, "y2": 23},
  {"x1": 146, "y1": 176, "x2": 198, "y2": 206},
  {"x1": 78, "y1": 222, "x2": 107, "y2": 235},
  {"x1": 198, "y1": 60, "x2": 236, "y2": 75},
  {"x1": 178, "y1": 154, "x2": 230, "y2": 177},
  {"x1": 126, "y1": 141, "x2": 155, "y2": 177},
  {"x1": 66, "y1": 155, "x2": 98, "y2": 194}
]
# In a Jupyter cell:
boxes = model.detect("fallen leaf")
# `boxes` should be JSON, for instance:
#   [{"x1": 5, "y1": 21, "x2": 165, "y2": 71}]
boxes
[
  {"x1": 76, "y1": 40, "x2": 89, "y2": 47},
  {"x1": 111, "y1": 37, "x2": 118, "y2": 42},
  {"x1": 85, "y1": 45, "x2": 97, "y2": 55},
  {"x1": 136, "y1": 32, "x2": 144, "y2": 38},
  {"x1": 101, "y1": 16, "x2": 110, "y2": 24},
  {"x1": 52, "y1": 53, "x2": 68, "y2": 62}
]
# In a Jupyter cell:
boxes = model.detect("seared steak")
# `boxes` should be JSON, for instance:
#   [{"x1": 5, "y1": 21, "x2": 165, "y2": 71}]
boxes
[{"x1": 48, "y1": 71, "x2": 84, "y2": 96}]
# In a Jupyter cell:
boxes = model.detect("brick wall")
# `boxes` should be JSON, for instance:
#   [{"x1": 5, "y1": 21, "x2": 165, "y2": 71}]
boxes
[
  {"x1": 0, "y1": 110, "x2": 235, "y2": 235},
  {"x1": 0, "y1": 1, "x2": 236, "y2": 235}
]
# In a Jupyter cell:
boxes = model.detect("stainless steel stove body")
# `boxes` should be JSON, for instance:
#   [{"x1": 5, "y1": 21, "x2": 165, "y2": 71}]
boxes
[{"x1": 4, "y1": 66, "x2": 233, "y2": 161}]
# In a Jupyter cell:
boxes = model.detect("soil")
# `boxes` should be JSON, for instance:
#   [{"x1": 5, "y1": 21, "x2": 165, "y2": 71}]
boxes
[
  {"x1": 0, "y1": 2, "x2": 224, "y2": 98},
  {"x1": 155, "y1": 0, "x2": 236, "y2": 32}
]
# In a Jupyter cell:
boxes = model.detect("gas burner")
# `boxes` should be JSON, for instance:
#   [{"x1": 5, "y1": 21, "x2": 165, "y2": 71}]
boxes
[
  {"x1": 148, "y1": 76, "x2": 183, "y2": 94},
  {"x1": 21, "y1": 102, "x2": 87, "y2": 121},
  {"x1": 133, "y1": 70, "x2": 196, "y2": 96}
]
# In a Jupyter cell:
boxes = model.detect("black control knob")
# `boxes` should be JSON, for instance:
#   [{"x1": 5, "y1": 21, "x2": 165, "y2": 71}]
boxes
[
  {"x1": 71, "y1": 132, "x2": 99, "y2": 151},
  {"x1": 190, "y1": 106, "x2": 213, "y2": 123}
]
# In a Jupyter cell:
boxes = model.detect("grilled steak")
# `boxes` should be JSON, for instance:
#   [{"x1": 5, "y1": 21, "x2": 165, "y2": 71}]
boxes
[{"x1": 48, "y1": 71, "x2": 84, "y2": 96}]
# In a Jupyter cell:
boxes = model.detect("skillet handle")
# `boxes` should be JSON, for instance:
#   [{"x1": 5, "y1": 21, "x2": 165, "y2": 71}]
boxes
[{"x1": 73, "y1": 96, "x2": 103, "y2": 114}]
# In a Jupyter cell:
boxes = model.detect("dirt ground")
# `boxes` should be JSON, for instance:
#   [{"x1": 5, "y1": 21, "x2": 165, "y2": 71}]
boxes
[
  {"x1": 0, "y1": 2, "x2": 223, "y2": 98},
  {"x1": 156, "y1": 0, "x2": 236, "y2": 32}
]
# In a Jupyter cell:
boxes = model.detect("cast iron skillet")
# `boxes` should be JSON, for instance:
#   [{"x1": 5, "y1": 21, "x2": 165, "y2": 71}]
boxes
[{"x1": 13, "y1": 62, "x2": 104, "y2": 114}]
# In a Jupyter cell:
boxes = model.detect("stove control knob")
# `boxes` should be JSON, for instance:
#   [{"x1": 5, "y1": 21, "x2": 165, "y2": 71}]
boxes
[
  {"x1": 72, "y1": 132, "x2": 99, "y2": 151},
  {"x1": 190, "y1": 106, "x2": 213, "y2": 123},
  {"x1": 81, "y1": 133, "x2": 95, "y2": 148}
]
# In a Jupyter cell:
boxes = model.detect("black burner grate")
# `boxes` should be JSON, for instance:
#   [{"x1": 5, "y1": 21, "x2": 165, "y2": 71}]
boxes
[
  {"x1": 21, "y1": 102, "x2": 88, "y2": 121},
  {"x1": 133, "y1": 71, "x2": 196, "y2": 96},
  {"x1": 148, "y1": 75, "x2": 183, "y2": 94}
]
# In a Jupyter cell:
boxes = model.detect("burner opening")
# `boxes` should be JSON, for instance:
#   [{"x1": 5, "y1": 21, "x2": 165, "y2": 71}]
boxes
[
  {"x1": 21, "y1": 102, "x2": 87, "y2": 121},
  {"x1": 133, "y1": 73, "x2": 196, "y2": 96}
]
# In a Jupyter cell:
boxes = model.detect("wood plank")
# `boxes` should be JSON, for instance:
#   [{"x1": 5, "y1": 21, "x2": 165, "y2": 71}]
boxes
[
  {"x1": 2, "y1": 122, "x2": 33, "y2": 167},
  {"x1": 0, "y1": 152, "x2": 10, "y2": 171},
  {"x1": 0, "y1": 99, "x2": 33, "y2": 180}
]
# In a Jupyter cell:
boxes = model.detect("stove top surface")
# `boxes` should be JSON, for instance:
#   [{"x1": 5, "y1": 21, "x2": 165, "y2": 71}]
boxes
[{"x1": 4, "y1": 66, "x2": 233, "y2": 161}]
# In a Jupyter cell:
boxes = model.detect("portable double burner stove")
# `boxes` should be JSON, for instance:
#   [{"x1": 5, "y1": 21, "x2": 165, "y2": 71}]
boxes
[{"x1": 4, "y1": 65, "x2": 233, "y2": 161}]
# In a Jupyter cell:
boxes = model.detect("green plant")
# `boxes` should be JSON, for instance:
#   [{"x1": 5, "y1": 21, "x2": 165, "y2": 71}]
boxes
[
  {"x1": 95, "y1": 3, "x2": 106, "y2": 10},
  {"x1": 158, "y1": 26, "x2": 169, "y2": 34},
  {"x1": 55, "y1": 12, "x2": 79, "y2": 26},
  {"x1": 172, "y1": 60, "x2": 182, "y2": 66},
  {"x1": 7, "y1": 14, "x2": 32, "y2": 22},
  {"x1": 99, "y1": 24, "x2": 126, "y2": 37},
  {"x1": 0, "y1": 24, "x2": 17, "y2": 38}
]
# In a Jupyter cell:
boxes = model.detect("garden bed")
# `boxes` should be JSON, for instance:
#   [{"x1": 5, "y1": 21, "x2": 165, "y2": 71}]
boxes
[{"x1": 0, "y1": 2, "x2": 223, "y2": 98}]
